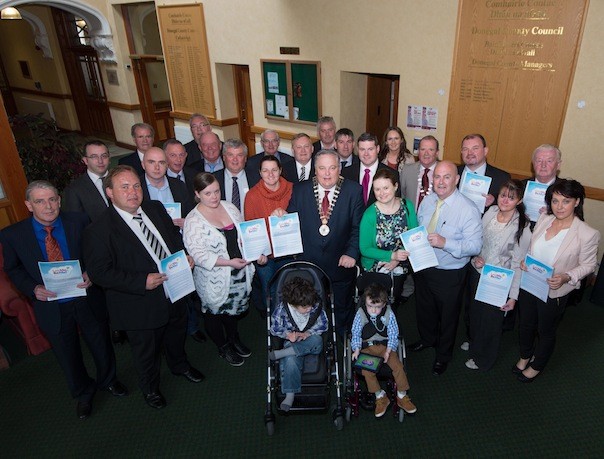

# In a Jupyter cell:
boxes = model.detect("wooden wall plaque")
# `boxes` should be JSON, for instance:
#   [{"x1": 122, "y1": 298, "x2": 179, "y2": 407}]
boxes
[
  {"x1": 444, "y1": 0, "x2": 589, "y2": 176},
  {"x1": 157, "y1": 4, "x2": 215, "y2": 118}
]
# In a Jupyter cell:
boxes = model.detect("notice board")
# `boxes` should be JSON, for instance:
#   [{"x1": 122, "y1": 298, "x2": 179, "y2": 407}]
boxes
[
  {"x1": 444, "y1": 0, "x2": 589, "y2": 177},
  {"x1": 157, "y1": 4, "x2": 215, "y2": 118},
  {"x1": 261, "y1": 59, "x2": 321, "y2": 125}
]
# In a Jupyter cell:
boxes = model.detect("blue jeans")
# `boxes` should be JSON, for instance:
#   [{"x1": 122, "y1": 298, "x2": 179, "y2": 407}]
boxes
[{"x1": 279, "y1": 334, "x2": 323, "y2": 394}]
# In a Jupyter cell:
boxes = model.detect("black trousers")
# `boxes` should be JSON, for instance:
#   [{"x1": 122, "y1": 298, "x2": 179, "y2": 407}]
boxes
[
  {"x1": 126, "y1": 299, "x2": 190, "y2": 394},
  {"x1": 517, "y1": 289, "x2": 569, "y2": 371},
  {"x1": 40, "y1": 298, "x2": 116, "y2": 402},
  {"x1": 415, "y1": 265, "x2": 468, "y2": 362},
  {"x1": 204, "y1": 313, "x2": 239, "y2": 349},
  {"x1": 467, "y1": 268, "x2": 506, "y2": 371}
]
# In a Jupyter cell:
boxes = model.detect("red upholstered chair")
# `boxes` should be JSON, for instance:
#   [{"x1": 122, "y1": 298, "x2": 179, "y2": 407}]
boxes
[{"x1": 0, "y1": 242, "x2": 51, "y2": 355}]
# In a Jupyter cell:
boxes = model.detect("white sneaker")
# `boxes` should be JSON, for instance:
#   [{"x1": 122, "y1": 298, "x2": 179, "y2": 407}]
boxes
[
  {"x1": 460, "y1": 341, "x2": 469, "y2": 351},
  {"x1": 465, "y1": 358, "x2": 479, "y2": 370}
]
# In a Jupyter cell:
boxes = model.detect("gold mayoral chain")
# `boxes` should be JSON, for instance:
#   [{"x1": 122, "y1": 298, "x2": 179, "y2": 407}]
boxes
[{"x1": 313, "y1": 176, "x2": 343, "y2": 236}]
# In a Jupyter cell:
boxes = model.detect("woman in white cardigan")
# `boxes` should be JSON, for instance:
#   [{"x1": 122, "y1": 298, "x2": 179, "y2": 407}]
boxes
[
  {"x1": 184, "y1": 173, "x2": 267, "y2": 367},
  {"x1": 465, "y1": 180, "x2": 531, "y2": 371},
  {"x1": 515, "y1": 179, "x2": 600, "y2": 382}
]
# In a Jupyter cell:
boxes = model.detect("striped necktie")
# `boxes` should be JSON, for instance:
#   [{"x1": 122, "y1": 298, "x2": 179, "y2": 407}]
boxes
[
  {"x1": 133, "y1": 214, "x2": 167, "y2": 260},
  {"x1": 44, "y1": 226, "x2": 64, "y2": 262},
  {"x1": 232, "y1": 176, "x2": 241, "y2": 210}
]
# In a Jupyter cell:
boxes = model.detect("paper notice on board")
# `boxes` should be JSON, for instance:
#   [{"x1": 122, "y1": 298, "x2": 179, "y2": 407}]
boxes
[
  {"x1": 275, "y1": 95, "x2": 287, "y2": 117},
  {"x1": 267, "y1": 72, "x2": 279, "y2": 93},
  {"x1": 266, "y1": 99, "x2": 274, "y2": 115}
]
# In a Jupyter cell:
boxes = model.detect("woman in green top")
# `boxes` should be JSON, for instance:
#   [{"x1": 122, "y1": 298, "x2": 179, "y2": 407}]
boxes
[{"x1": 359, "y1": 168, "x2": 418, "y2": 309}]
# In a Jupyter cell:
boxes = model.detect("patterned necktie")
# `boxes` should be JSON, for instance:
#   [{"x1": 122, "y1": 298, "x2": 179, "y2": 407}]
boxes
[
  {"x1": 427, "y1": 199, "x2": 444, "y2": 233},
  {"x1": 418, "y1": 168, "x2": 430, "y2": 208},
  {"x1": 232, "y1": 176, "x2": 241, "y2": 210},
  {"x1": 300, "y1": 166, "x2": 306, "y2": 181},
  {"x1": 322, "y1": 190, "x2": 330, "y2": 216},
  {"x1": 362, "y1": 168, "x2": 371, "y2": 205},
  {"x1": 133, "y1": 215, "x2": 167, "y2": 260},
  {"x1": 44, "y1": 226, "x2": 64, "y2": 262}
]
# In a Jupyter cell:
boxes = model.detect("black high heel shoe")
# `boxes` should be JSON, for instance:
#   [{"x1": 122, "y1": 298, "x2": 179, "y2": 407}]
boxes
[{"x1": 517, "y1": 367, "x2": 540, "y2": 383}]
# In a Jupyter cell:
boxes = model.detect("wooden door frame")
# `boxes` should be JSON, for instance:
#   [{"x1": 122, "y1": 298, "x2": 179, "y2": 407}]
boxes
[{"x1": 233, "y1": 65, "x2": 255, "y2": 156}]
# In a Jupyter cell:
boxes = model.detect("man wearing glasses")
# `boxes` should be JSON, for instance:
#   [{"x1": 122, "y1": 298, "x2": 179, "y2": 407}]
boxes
[
  {"x1": 245, "y1": 129, "x2": 296, "y2": 186},
  {"x1": 63, "y1": 140, "x2": 111, "y2": 222}
]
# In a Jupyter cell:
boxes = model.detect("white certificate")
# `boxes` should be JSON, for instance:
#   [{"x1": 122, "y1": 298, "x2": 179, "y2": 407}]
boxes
[
  {"x1": 475, "y1": 264, "x2": 515, "y2": 308},
  {"x1": 38, "y1": 260, "x2": 87, "y2": 301},
  {"x1": 400, "y1": 226, "x2": 439, "y2": 272},
  {"x1": 160, "y1": 250, "x2": 195, "y2": 303},
  {"x1": 268, "y1": 213, "x2": 303, "y2": 258},
  {"x1": 162, "y1": 202, "x2": 181, "y2": 219},
  {"x1": 459, "y1": 172, "x2": 492, "y2": 213},
  {"x1": 238, "y1": 218, "x2": 272, "y2": 261},
  {"x1": 520, "y1": 254, "x2": 554, "y2": 303},
  {"x1": 524, "y1": 181, "x2": 549, "y2": 222}
]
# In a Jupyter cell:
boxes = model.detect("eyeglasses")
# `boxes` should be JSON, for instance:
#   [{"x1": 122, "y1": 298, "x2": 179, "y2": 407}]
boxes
[
  {"x1": 86, "y1": 153, "x2": 110, "y2": 161},
  {"x1": 191, "y1": 123, "x2": 210, "y2": 129}
]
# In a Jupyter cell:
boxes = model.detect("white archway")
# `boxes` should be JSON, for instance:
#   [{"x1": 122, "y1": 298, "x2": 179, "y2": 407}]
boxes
[{"x1": 0, "y1": 0, "x2": 116, "y2": 62}]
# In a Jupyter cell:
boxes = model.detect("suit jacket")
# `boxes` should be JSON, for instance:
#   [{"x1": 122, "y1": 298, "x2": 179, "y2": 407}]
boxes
[
  {"x1": 118, "y1": 151, "x2": 144, "y2": 176},
  {"x1": 170, "y1": 165, "x2": 199, "y2": 203},
  {"x1": 213, "y1": 169, "x2": 253, "y2": 205},
  {"x1": 0, "y1": 212, "x2": 99, "y2": 334},
  {"x1": 62, "y1": 173, "x2": 108, "y2": 222},
  {"x1": 457, "y1": 163, "x2": 510, "y2": 203},
  {"x1": 287, "y1": 179, "x2": 364, "y2": 281},
  {"x1": 341, "y1": 162, "x2": 401, "y2": 207},
  {"x1": 245, "y1": 152, "x2": 297, "y2": 187},
  {"x1": 313, "y1": 140, "x2": 335, "y2": 155},
  {"x1": 141, "y1": 175, "x2": 195, "y2": 218},
  {"x1": 83, "y1": 201, "x2": 185, "y2": 330},
  {"x1": 290, "y1": 160, "x2": 315, "y2": 184},
  {"x1": 529, "y1": 214, "x2": 600, "y2": 298},
  {"x1": 399, "y1": 162, "x2": 422, "y2": 207}
]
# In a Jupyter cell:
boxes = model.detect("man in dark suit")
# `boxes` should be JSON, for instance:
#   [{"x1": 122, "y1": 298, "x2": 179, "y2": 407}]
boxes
[
  {"x1": 184, "y1": 113, "x2": 213, "y2": 167},
  {"x1": 213, "y1": 139, "x2": 252, "y2": 212},
  {"x1": 1, "y1": 180, "x2": 127, "y2": 420},
  {"x1": 140, "y1": 147, "x2": 194, "y2": 229},
  {"x1": 457, "y1": 133, "x2": 510, "y2": 210},
  {"x1": 312, "y1": 116, "x2": 336, "y2": 154},
  {"x1": 62, "y1": 140, "x2": 110, "y2": 222},
  {"x1": 287, "y1": 150, "x2": 364, "y2": 334},
  {"x1": 342, "y1": 132, "x2": 401, "y2": 207},
  {"x1": 246, "y1": 129, "x2": 296, "y2": 186},
  {"x1": 187, "y1": 132, "x2": 224, "y2": 173},
  {"x1": 83, "y1": 166, "x2": 204, "y2": 410},
  {"x1": 164, "y1": 138, "x2": 198, "y2": 203},
  {"x1": 335, "y1": 128, "x2": 360, "y2": 170},
  {"x1": 291, "y1": 133, "x2": 315, "y2": 183},
  {"x1": 118, "y1": 123, "x2": 155, "y2": 176}
]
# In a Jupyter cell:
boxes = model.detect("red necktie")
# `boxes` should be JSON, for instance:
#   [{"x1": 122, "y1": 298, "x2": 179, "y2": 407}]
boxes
[
  {"x1": 362, "y1": 168, "x2": 370, "y2": 205},
  {"x1": 44, "y1": 226, "x2": 64, "y2": 262},
  {"x1": 418, "y1": 168, "x2": 430, "y2": 208},
  {"x1": 322, "y1": 190, "x2": 330, "y2": 216}
]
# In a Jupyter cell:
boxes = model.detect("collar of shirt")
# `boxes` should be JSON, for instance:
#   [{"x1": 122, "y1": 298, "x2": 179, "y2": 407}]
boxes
[
  {"x1": 318, "y1": 184, "x2": 334, "y2": 202},
  {"x1": 87, "y1": 169, "x2": 108, "y2": 182},
  {"x1": 463, "y1": 162, "x2": 487, "y2": 177},
  {"x1": 146, "y1": 175, "x2": 169, "y2": 191},
  {"x1": 339, "y1": 155, "x2": 352, "y2": 167},
  {"x1": 167, "y1": 169, "x2": 183, "y2": 181},
  {"x1": 31, "y1": 214, "x2": 71, "y2": 260},
  {"x1": 204, "y1": 157, "x2": 224, "y2": 172},
  {"x1": 87, "y1": 170, "x2": 109, "y2": 204},
  {"x1": 295, "y1": 160, "x2": 311, "y2": 175},
  {"x1": 136, "y1": 150, "x2": 145, "y2": 162},
  {"x1": 359, "y1": 160, "x2": 379, "y2": 183},
  {"x1": 536, "y1": 177, "x2": 556, "y2": 186}
]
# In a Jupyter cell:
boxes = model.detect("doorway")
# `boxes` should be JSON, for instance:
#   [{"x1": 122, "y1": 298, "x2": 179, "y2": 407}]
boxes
[
  {"x1": 233, "y1": 65, "x2": 255, "y2": 156},
  {"x1": 366, "y1": 74, "x2": 399, "y2": 138},
  {"x1": 52, "y1": 8, "x2": 115, "y2": 139}
]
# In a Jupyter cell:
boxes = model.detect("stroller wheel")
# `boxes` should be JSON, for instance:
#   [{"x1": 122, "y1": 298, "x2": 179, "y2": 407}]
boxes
[
  {"x1": 345, "y1": 406, "x2": 352, "y2": 422},
  {"x1": 266, "y1": 420, "x2": 275, "y2": 436},
  {"x1": 334, "y1": 415, "x2": 344, "y2": 431}
]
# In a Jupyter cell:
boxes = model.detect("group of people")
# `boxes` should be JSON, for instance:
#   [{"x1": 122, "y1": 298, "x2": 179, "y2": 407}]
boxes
[{"x1": 1, "y1": 112, "x2": 600, "y2": 422}]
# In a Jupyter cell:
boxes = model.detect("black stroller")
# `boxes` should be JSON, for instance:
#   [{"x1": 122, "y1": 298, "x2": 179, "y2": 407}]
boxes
[
  {"x1": 263, "y1": 261, "x2": 345, "y2": 435},
  {"x1": 343, "y1": 270, "x2": 408, "y2": 423}
]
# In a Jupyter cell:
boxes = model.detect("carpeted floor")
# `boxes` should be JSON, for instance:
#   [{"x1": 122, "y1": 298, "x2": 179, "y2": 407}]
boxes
[{"x1": 1, "y1": 288, "x2": 603, "y2": 458}]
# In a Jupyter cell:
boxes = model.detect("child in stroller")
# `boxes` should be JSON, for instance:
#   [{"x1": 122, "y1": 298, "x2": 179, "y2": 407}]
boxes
[
  {"x1": 351, "y1": 282, "x2": 417, "y2": 417},
  {"x1": 269, "y1": 276, "x2": 328, "y2": 412}
]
